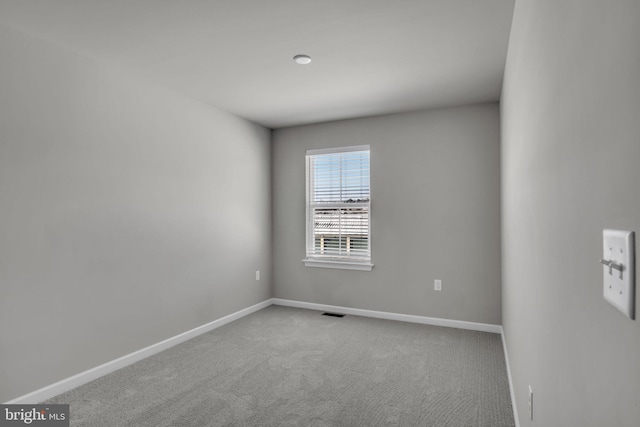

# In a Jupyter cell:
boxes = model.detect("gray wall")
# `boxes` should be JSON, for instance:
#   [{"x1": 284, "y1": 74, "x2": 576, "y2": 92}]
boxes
[
  {"x1": 273, "y1": 104, "x2": 502, "y2": 325},
  {"x1": 501, "y1": 0, "x2": 640, "y2": 426},
  {"x1": 0, "y1": 24, "x2": 271, "y2": 402}
]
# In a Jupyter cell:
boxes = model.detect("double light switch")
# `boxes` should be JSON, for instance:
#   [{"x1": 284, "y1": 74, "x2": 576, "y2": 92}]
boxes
[{"x1": 601, "y1": 229, "x2": 635, "y2": 319}]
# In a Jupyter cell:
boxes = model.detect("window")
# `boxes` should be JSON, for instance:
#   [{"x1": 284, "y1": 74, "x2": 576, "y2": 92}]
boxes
[{"x1": 303, "y1": 145, "x2": 373, "y2": 271}]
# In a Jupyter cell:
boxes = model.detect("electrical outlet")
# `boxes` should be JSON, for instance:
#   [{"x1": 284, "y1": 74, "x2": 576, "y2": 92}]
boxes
[
  {"x1": 528, "y1": 385, "x2": 533, "y2": 421},
  {"x1": 255, "y1": 270, "x2": 260, "y2": 281},
  {"x1": 434, "y1": 279, "x2": 442, "y2": 291}
]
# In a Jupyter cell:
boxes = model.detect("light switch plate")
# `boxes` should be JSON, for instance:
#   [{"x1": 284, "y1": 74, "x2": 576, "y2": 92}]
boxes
[{"x1": 602, "y1": 229, "x2": 635, "y2": 319}]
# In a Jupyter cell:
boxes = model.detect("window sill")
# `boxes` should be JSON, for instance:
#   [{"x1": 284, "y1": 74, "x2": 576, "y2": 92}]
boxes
[{"x1": 302, "y1": 259, "x2": 374, "y2": 271}]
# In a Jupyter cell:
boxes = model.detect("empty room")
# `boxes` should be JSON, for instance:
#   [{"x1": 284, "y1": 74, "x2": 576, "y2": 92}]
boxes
[{"x1": 1, "y1": 1, "x2": 639, "y2": 426}]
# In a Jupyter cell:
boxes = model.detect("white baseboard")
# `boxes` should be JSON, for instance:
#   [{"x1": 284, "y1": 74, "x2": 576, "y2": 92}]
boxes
[
  {"x1": 271, "y1": 298, "x2": 502, "y2": 334},
  {"x1": 8, "y1": 295, "x2": 517, "y2": 427},
  {"x1": 6, "y1": 298, "x2": 273, "y2": 404},
  {"x1": 501, "y1": 327, "x2": 520, "y2": 427}
]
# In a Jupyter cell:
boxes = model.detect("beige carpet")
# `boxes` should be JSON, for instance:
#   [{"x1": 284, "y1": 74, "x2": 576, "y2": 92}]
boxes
[{"x1": 46, "y1": 305, "x2": 514, "y2": 426}]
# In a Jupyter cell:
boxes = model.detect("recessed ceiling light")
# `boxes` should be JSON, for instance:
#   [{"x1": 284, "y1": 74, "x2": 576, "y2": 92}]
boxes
[{"x1": 293, "y1": 54, "x2": 312, "y2": 65}]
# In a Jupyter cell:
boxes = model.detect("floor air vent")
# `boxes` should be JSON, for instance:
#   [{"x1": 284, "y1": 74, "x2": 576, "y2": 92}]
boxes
[{"x1": 322, "y1": 312, "x2": 345, "y2": 318}]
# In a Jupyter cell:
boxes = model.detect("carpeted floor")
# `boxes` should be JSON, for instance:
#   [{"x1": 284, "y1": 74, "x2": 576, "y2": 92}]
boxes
[{"x1": 46, "y1": 305, "x2": 515, "y2": 426}]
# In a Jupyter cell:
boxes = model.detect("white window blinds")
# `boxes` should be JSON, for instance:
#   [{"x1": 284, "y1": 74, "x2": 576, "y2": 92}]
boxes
[{"x1": 305, "y1": 146, "x2": 371, "y2": 265}]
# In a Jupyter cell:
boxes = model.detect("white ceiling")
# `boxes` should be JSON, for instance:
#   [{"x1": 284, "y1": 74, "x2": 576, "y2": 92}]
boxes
[{"x1": 0, "y1": 0, "x2": 515, "y2": 129}]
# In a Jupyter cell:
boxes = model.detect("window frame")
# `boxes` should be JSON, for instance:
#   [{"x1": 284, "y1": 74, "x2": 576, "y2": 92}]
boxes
[{"x1": 303, "y1": 145, "x2": 373, "y2": 271}]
